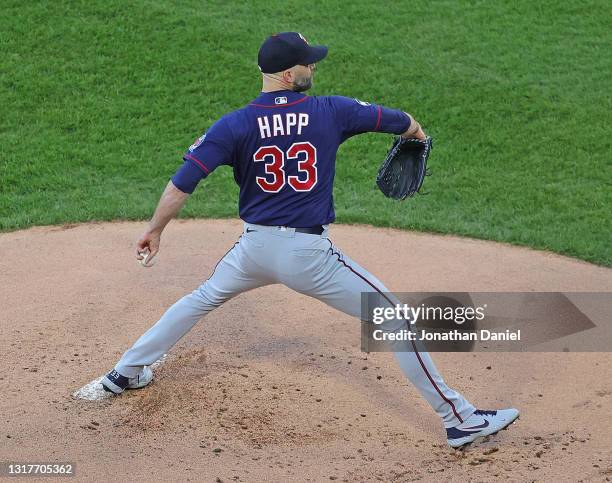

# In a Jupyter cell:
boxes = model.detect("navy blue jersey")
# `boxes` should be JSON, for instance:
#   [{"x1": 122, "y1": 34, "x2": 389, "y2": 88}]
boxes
[{"x1": 172, "y1": 90, "x2": 410, "y2": 227}]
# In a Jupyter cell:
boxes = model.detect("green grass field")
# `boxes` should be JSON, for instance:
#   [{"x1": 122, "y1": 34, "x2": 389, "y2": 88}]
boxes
[{"x1": 1, "y1": 1, "x2": 610, "y2": 265}]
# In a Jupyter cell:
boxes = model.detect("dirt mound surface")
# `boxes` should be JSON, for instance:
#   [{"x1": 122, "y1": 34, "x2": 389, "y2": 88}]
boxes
[{"x1": 1, "y1": 219, "x2": 611, "y2": 481}]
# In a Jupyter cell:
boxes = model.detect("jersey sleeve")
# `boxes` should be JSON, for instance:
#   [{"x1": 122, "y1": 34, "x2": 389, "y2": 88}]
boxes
[
  {"x1": 329, "y1": 96, "x2": 411, "y2": 142},
  {"x1": 171, "y1": 116, "x2": 235, "y2": 194}
]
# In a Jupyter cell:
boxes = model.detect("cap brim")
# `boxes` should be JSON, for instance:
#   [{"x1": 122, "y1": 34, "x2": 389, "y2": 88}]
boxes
[{"x1": 301, "y1": 45, "x2": 328, "y2": 65}]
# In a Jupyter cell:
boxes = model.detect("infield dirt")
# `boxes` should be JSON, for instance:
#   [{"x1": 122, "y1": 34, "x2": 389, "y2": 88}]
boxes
[{"x1": 1, "y1": 220, "x2": 611, "y2": 482}]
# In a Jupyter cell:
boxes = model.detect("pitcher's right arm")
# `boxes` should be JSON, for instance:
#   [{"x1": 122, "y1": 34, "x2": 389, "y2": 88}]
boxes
[{"x1": 329, "y1": 96, "x2": 426, "y2": 142}]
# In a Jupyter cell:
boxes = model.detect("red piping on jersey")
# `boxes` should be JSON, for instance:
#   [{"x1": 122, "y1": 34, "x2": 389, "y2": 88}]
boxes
[
  {"x1": 325, "y1": 239, "x2": 464, "y2": 424},
  {"x1": 374, "y1": 105, "x2": 382, "y2": 131},
  {"x1": 250, "y1": 97, "x2": 309, "y2": 108},
  {"x1": 185, "y1": 154, "x2": 210, "y2": 174}
]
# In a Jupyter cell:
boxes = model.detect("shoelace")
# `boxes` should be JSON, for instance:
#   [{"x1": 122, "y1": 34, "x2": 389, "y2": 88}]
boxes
[{"x1": 474, "y1": 409, "x2": 497, "y2": 416}]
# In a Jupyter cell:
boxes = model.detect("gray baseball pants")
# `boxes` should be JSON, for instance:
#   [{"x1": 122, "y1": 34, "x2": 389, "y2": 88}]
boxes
[{"x1": 115, "y1": 223, "x2": 475, "y2": 427}]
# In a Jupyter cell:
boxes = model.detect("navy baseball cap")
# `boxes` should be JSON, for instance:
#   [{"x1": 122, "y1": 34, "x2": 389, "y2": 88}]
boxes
[{"x1": 258, "y1": 32, "x2": 328, "y2": 73}]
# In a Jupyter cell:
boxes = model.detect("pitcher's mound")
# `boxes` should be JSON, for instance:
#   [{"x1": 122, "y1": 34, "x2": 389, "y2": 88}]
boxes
[{"x1": 1, "y1": 219, "x2": 611, "y2": 482}]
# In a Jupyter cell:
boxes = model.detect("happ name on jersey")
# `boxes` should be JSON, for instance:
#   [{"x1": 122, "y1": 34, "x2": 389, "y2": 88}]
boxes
[{"x1": 257, "y1": 113, "x2": 309, "y2": 139}]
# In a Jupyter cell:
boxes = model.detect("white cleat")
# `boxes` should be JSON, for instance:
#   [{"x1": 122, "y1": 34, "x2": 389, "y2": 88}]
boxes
[{"x1": 446, "y1": 408, "x2": 520, "y2": 448}]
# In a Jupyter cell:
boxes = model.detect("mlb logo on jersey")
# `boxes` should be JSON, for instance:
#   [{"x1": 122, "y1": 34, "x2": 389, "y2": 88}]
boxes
[
  {"x1": 274, "y1": 96, "x2": 288, "y2": 105},
  {"x1": 189, "y1": 134, "x2": 206, "y2": 152}
]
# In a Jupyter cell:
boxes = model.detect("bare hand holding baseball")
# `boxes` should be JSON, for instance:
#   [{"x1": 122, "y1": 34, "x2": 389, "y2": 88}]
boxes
[{"x1": 136, "y1": 230, "x2": 160, "y2": 267}]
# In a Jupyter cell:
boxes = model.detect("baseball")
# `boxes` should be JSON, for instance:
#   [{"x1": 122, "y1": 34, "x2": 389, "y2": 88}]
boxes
[{"x1": 139, "y1": 251, "x2": 155, "y2": 267}]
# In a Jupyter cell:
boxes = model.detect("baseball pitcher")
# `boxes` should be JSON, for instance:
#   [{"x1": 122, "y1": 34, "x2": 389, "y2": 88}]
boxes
[{"x1": 101, "y1": 32, "x2": 519, "y2": 448}]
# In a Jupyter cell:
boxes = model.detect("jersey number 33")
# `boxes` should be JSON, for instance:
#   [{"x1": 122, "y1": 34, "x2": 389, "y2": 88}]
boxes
[{"x1": 254, "y1": 142, "x2": 318, "y2": 193}]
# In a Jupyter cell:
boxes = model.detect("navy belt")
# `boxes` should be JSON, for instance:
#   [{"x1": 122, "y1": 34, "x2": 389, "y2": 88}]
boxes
[{"x1": 294, "y1": 225, "x2": 324, "y2": 235}]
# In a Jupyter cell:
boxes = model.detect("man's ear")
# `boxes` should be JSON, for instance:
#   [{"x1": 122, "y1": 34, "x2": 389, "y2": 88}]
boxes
[{"x1": 283, "y1": 68, "x2": 295, "y2": 84}]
